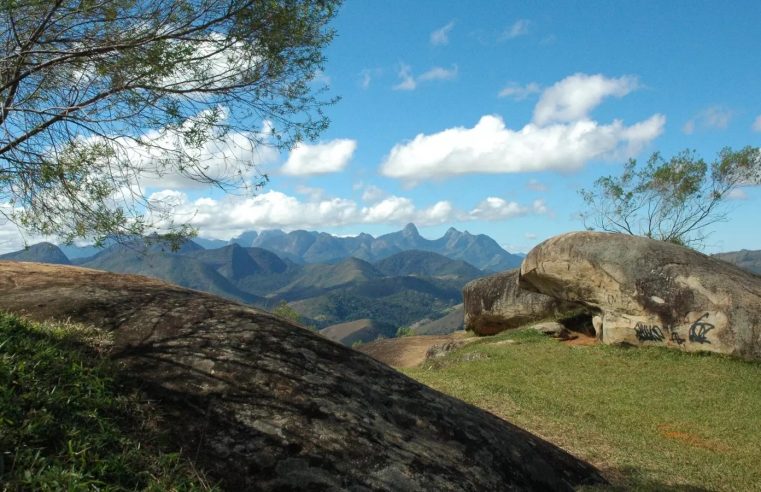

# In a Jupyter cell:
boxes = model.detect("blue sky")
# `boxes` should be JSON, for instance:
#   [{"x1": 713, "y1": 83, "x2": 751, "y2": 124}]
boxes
[
  {"x1": 1, "y1": 1, "x2": 760, "y2": 254},
  {"x1": 267, "y1": 0, "x2": 761, "y2": 253}
]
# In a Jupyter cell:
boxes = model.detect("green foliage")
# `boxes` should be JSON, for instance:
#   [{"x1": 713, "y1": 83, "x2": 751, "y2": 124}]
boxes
[
  {"x1": 0, "y1": 0, "x2": 340, "y2": 245},
  {"x1": 0, "y1": 312, "x2": 215, "y2": 490},
  {"x1": 395, "y1": 326, "x2": 413, "y2": 337},
  {"x1": 405, "y1": 328, "x2": 761, "y2": 490},
  {"x1": 580, "y1": 146, "x2": 761, "y2": 248},
  {"x1": 272, "y1": 300, "x2": 301, "y2": 324}
]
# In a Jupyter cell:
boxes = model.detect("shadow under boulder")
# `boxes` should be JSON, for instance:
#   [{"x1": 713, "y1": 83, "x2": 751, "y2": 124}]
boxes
[{"x1": 463, "y1": 269, "x2": 594, "y2": 337}]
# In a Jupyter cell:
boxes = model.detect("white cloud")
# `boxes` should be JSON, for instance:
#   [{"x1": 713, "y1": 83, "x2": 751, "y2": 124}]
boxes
[
  {"x1": 144, "y1": 189, "x2": 545, "y2": 239},
  {"x1": 281, "y1": 139, "x2": 356, "y2": 176},
  {"x1": 467, "y1": 197, "x2": 527, "y2": 220},
  {"x1": 430, "y1": 21, "x2": 455, "y2": 46},
  {"x1": 683, "y1": 106, "x2": 734, "y2": 134},
  {"x1": 501, "y1": 19, "x2": 531, "y2": 40},
  {"x1": 533, "y1": 73, "x2": 639, "y2": 125},
  {"x1": 498, "y1": 82, "x2": 541, "y2": 100},
  {"x1": 361, "y1": 196, "x2": 416, "y2": 223},
  {"x1": 727, "y1": 188, "x2": 748, "y2": 200},
  {"x1": 524, "y1": 232, "x2": 538, "y2": 240},
  {"x1": 418, "y1": 65, "x2": 458, "y2": 82},
  {"x1": 380, "y1": 113, "x2": 665, "y2": 180},
  {"x1": 295, "y1": 185, "x2": 326, "y2": 201},
  {"x1": 527, "y1": 179, "x2": 547, "y2": 192},
  {"x1": 393, "y1": 63, "x2": 458, "y2": 90},
  {"x1": 105, "y1": 112, "x2": 279, "y2": 191},
  {"x1": 361, "y1": 184, "x2": 386, "y2": 203},
  {"x1": 310, "y1": 70, "x2": 331, "y2": 87},
  {"x1": 359, "y1": 68, "x2": 383, "y2": 89},
  {"x1": 361, "y1": 71, "x2": 372, "y2": 89},
  {"x1": 393, "y1": 63, "x2": 417, "y2": 91},
  {"x1": 682, "y1": 120, "x2": 695, "y2": 135},
  {"x1": 753, "y1": 115, "x2": 761, "y2": 132}
]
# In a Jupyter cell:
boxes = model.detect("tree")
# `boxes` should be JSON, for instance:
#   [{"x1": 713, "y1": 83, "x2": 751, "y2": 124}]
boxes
[
  {"x1": 272, "y1": 300, "x2": 300, "y2": 323},
  {"x1": 579, "y1": 146, "x2": 761, "y2": 248},
  {"x1": 0, "y1": 0, "x2": 339, "y2": 246}
]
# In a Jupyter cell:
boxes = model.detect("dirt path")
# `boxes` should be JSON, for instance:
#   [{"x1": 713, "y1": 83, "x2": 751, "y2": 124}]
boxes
[{"x1": 357, "y1": 332, "x2": 476, "y2": 368}]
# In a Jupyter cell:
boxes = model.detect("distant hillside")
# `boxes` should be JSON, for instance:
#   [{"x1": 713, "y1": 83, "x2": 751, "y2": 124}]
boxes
[
  {"x1": 319, "y1": 318, "x2": 397, "y2": 346},
  {"x1": 0, "y1": 242, "x2": 70, "y2": 265},
  {"x1": 80, "y1": 243, "x2": 261, "y2": 305},
  {"x1": 275, "y1": 257, "x2": 383, "y2": 300},
  {"x1": 714, "y1": 249, "x2": 761, "y2": 275},
  {"x1": 410, "y1": 304, "x2": 466, "y2": 335},
  {"x1": 185, "y1": 244, "x2": 288, "y2": 280},
  {"x1": 5, "y1": 236, "x2": 494, "y2": 337},
  {"x1": 374, "y1": 250, "x2": 483, "y2": 280}
]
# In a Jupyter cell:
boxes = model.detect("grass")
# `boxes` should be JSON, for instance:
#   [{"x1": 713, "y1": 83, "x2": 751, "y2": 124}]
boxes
[
  {"x1": 0, "y1": 312, "x2": 215, "y2": 491},
  {"x1": 403, "y1": 328, "x2": 761, "y2": 491}
]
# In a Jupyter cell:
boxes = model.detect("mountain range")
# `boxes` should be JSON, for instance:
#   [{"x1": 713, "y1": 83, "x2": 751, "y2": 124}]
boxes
[
  {"x1": 5, "y1": 228, "x2": 757, "y2": 346},
  {"x1": 1, "y1": 225, "x2": 502, "y2": 345},
  {"x1": 713, "y1": 250, "x2": 761, "y2": 275},
  {"x1": 212, "y1": 223, "x2": 524, "y2": 272}
]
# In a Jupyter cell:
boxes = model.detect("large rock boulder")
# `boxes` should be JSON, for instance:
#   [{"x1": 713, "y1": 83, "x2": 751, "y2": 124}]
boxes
[
  {"x1": 0, "y1": 261, "x2": 605, "y2": 491},
  {"x1": 463, "y1": 269, "x2": 586, "y2": 335},
  {"x1": 519, "y1": 232, "x2": 761, "y2": 360}
]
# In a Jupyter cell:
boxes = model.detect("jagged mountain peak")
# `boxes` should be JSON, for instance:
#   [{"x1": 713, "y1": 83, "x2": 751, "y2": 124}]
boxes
[{"x1": 402, "y1": 223, "x2": 420, "y2": 236}]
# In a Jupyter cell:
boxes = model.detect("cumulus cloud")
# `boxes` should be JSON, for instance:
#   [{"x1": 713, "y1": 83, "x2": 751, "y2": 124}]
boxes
[
  {"x1": 281, "y1": 139, "x2": 357, "y2": 176},
  {"x1": 393, "y1": 63, "x2": 458, "y2": 90},
  {"x1": 500, "y1": 19, "x2": 531, "y2": 40},
  {"x1": 727, "y1": 188, "x2": 748, "y2": 200},
  {"x1": 418, "y1": 65, "x2": 458, "y2": 82},
  {"x1": 430, "y1": 20, "x2": 455, "y2": 46},
  {"x1": 393, "y1": 63, "x2": 417, "y2": 91},
  {"x1": 380, "y1": 73, "x2": 662, "y2": 182},
  {"x1": 527, "y1": 179, "x2": 547, "y2": 192},
  {"x1": 359, "y1": 67, "x2": 383, "y2": 89},
  {"x1": 361, "y1": 184, "x2": 386, "y2": 203},
  {"x1": 295, "y1": 185, "x2": 326, "y2": 201},
  {"x1": 467, "y1": 197, "x2": 544, "y2": 220},
  {"x1": 683, "y1": 106, "x2": 734, "y2": 134},
  {"x1": 144, "y1": 189, "x2": 546, "y2": 239},
  {"x1": 0, "y1": 203, "x2": 58, "y2": 254},
  {"x1": 380, "y1": 113, "x2": 665, "y2": 180},
  {"x1": 100, "y1": 112, "x2": 280, "y2": 191},
  {"x1": 753, "y1": 115, "x2": 761, "y2": 132},
  {"x1": 533, "y1": 73, "x2": 639, "y2": 125},
  {"x1": 498, "y1": 82, "x2": 541, "y2": 100}
]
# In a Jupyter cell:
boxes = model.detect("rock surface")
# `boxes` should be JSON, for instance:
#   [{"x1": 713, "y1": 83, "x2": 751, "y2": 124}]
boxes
[
  {"x1": 519, "y1": 232, "x2": 761, "y2": 360},
  {"x1": 0, "y1": 261, "x2": 605, "y2": 491},
  {"x1": 531, "y1": 321, "x2": 570, "y2": 339},
  {"x1": 463, "y1": 269, "x2": 586, "y2": 335}
]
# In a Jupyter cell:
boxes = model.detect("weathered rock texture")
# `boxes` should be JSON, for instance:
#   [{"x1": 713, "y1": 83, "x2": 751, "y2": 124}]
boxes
[
  {"x1": 463, "y1": 269, "x2": 586, "y2": 335},
  {"x1": 0, "y1": 261, "x2": 605, "y2": 491},
  {"x1": 519, "y1": 232, "x2": 761, "y2": 360}
]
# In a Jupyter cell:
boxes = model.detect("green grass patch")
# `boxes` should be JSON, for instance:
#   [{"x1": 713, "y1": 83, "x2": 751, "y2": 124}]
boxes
[
  {"x1": 404, "y1": 329, "x2": 761, "y2": 491},
  {"x1": 0, "y1": 312, "x2": 215, "y2": 491}
]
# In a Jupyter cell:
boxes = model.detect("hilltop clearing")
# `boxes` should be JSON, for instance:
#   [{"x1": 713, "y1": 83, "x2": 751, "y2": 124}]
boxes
[
  {"x1": 0, "y1": 261, "x2": 604, "y2": 490},
  {"x1": 397, "y1": 328, "x2": 761, "y2": 491}
]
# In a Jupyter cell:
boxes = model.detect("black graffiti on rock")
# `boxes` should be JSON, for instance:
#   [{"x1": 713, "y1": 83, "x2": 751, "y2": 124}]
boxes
[
  {"x1": 670, "y1": 331, "x2": 686, "y2": 345},
  {"x1": 634, "y1": 322, "x2": 665, "y2": 342},
  {"x1": 689, "y1": 313, "x2": 714, "y2": 344}
]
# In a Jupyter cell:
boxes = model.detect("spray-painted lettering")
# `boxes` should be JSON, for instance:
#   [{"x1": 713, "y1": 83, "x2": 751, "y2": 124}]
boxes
[
  {"x1": 689, "y1": 313, "x2": 714, "y2": 344},
  {"x1": 634, "y1": 322, "x2": 665, "y2": 342}
]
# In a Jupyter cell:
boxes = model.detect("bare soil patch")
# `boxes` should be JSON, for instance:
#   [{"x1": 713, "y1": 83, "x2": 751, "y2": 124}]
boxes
[{"x1": 357, "y1": 332, "x2": 476, "y2": 368}]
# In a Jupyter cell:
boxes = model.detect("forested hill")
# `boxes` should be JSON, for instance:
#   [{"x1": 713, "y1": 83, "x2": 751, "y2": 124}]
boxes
[{"x1": 1, "y1": 237, "x2": 487, "y2": 343}]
